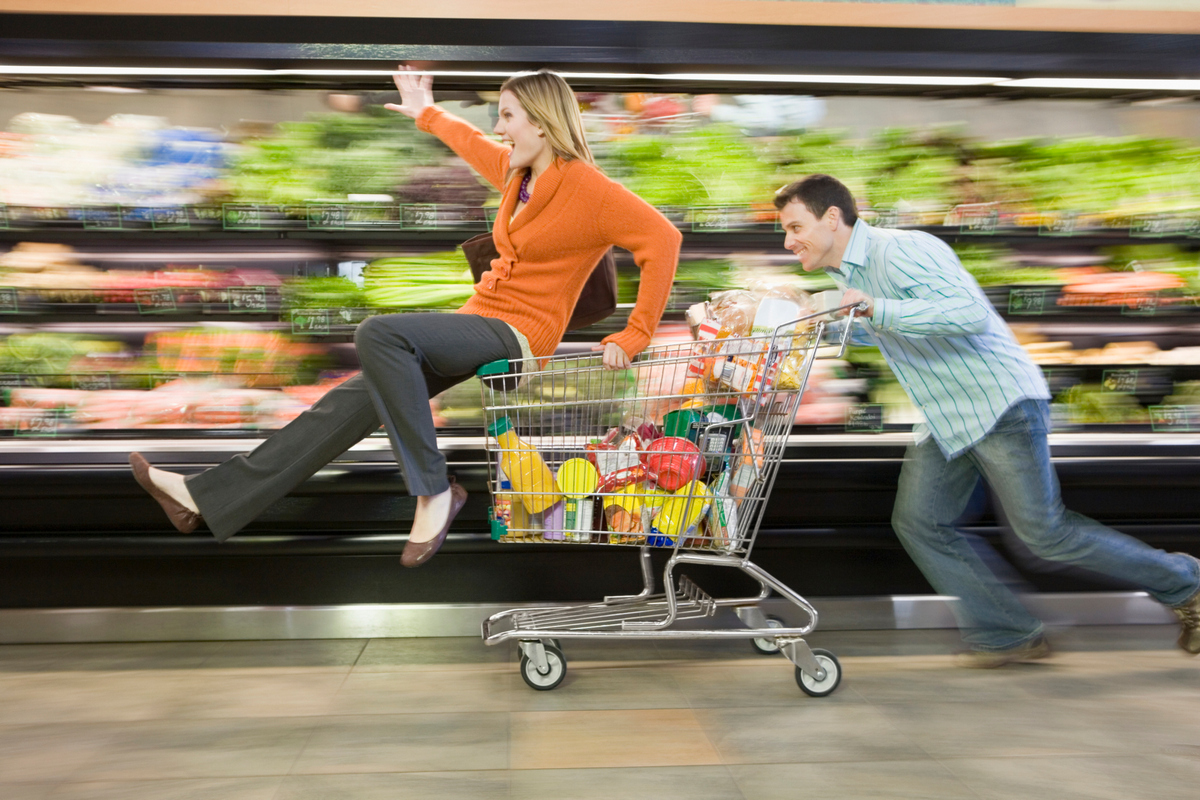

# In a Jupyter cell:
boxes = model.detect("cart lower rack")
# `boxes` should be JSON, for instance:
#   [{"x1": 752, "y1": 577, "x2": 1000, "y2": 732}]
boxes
[{"x1": 477, "y1": 305, "x2": 865, "y2": 695}]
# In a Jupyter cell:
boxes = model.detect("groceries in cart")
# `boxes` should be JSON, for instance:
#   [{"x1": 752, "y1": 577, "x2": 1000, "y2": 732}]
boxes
[{"x1": 482, "y1": 281, "x2": 831, "y2": 551}]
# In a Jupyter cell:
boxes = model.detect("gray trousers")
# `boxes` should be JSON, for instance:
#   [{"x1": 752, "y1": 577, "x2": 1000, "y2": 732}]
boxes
[{"x1": 186, "y1": 313, "x2": 522, "y2": 542}]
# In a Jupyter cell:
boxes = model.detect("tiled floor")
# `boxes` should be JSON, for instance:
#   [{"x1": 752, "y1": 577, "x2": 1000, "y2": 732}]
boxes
[{"x1": 0, "y1": 625, "x2": 1197, "y2": 799}]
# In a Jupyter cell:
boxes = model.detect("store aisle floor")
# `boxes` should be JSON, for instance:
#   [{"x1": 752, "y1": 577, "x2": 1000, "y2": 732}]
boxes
[{"x1": 0, "y1": 625, "x2": 1197, "y2": 799}]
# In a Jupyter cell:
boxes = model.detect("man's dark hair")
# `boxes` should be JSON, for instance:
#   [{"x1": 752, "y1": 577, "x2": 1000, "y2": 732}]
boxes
[{"x1": 773, "y1": 174, "x2": 858, "y2": 226}]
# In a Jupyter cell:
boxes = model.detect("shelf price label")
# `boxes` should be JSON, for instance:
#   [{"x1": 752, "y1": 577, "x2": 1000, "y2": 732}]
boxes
[
  {"x1": 71, "y1": 373, "x2": 113, "y2": 391},
  {"x1": 83, "y1": 206, "x2": 124, "y2": 230},
  {"x1": 401, "y1": 204, "x2": 440, "y2": 229},
  {"x1": 691, "y1": 206, "x2": 734, "y2": 233},
  {"x1": 875, "y1": 209, "x2": 901, "y2": 229},
  {"x1": 0, "y1": 288, "x2": 18, "y2": 314},
  {"x1": 1149, "y1": 405, "x2": 1193, "y2": 433},
  {"x1": 291, "y1": 309, "x2": 331, "y2": 335},
  {"x1": 1101, "y1": 369, "x2": 1139, "y2": 394},
  {"x1": 230, "y1": 286, "x2": 268, "y2": 313},
  {"x1": 1039, "y1": 213, "x2": 1078, "y2": 237},
  {"x1": 845, "y1": 403, "x2": 885, "y2": 433},
  {"x1": 151, "y1": 206, "x2": 191, "y2": 230},
  {"x1": 223, "y1": 204, "x2": 263, "y2": 230},
  {"x1": 307, "y1": 204, "x2": 348, "y2": 230},
  {"x1": 1008, "y1": 288, "x2": 1047, "y2": 315},
  {"x1": 1131, "y1": 215, "x2": 1200, "y2": 238},
  {"x1": 134, "y1": 288, "x2": 177, "y2": 314},
  {"x1": 959, "y1": 209, "x2": 999, "y2": 235},
  {"x1": 16, "y1": 410, "x2": 59, "y2": 438},
  {"x1": 1121, "y1": 294, "x2": 1161, "y2": 316}
]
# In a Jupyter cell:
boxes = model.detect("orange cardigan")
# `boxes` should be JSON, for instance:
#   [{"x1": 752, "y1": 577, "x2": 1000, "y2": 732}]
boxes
[{"x1": 417, "y1": 105, "x2": 681, "y2": 359}]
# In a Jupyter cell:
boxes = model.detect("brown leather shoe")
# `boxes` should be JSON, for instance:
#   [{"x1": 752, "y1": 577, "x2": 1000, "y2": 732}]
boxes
[
  {"x1": 129, "y1": 452, "x2": 201, "y2": 534},
  {"x1": 401, "y1": 481, "x2": 467, "y2": 568}
]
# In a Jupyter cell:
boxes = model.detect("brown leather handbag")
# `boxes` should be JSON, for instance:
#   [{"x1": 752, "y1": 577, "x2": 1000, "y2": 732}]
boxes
[{"x1": 460, "y1": 232, "x2": 618, "y2": 331}]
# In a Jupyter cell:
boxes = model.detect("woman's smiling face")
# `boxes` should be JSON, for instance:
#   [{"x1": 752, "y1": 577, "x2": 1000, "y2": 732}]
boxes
[{"x1": 494, "y1": 90, "x2": 549, "y2": 171}]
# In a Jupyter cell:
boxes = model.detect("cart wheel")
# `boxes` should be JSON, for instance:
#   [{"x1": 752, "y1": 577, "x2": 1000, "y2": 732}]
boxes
[
  {"x1": 520, "y1": 644, "x2": 567, "y2": 691},
  {"x1": 795, "y1": 649, "x2": 841, "y2": 697},
  {"x1": 750, "y1": 615, "x2": 786, "y2": 655}
]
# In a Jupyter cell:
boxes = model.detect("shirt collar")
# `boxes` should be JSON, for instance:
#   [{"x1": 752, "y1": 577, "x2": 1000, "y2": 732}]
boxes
[{"x1": 827, "y1": 219, "x2": 869, "y2": 282}]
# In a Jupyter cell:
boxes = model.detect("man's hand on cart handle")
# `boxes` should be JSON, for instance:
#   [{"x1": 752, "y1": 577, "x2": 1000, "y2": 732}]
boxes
[
  {"x1": 385, "y1": 65, "x2": 434, "y2": 120},
  {"x1": 593, "y1": 342, "x2": 633, "y2": 370},
  {"x1": 838, "y1": 289, "x2": 874, "y2": 318}
]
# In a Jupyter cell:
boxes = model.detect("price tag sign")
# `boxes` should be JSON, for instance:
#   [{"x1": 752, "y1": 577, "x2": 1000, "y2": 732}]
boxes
[
  {"x1": 876, "y1": 209, "x2": 901, "y2": 229},
  {"x1": 134, "y1": 287, "x2": 177, "y2": 314},
  {"x1": 0, "y1": 288, "x2": 18, "y2": 314},
  {"x1": 16, "y1": 410, "x2": 59, "y2": 438},
  {"x1": 229, "y1": 286, "x2": 268, "y2": 313},
  {"x1": 959, "y1": 209, "x2": 999, "y2": 235},
  {"x1": 291, "y1": 309, "x2": 331, "y2": 335},
  {"x1": 400, "y1": 204, "x2": 440, "y2": 230},
  {"x1": 83, "y1": 206, "x2": 124, "y2": 230},
  {"x1": 1122, "y1": 294, "x2": 1161, "y2": 316},
  {"x1": 1101, "y1": 369, "x2": 1139, "y2": 394},
  {"x1": 1039, "y1": 213, "x2": 1078, "y2": 237},
  {"x1": 1149, "y1": 405, "x2": 1192, "y2": 432},
  {"x1": 691, "y1": 207, "x2": 733, "y2": 233},
  {"x1": 845, "y1": 403, "x2": 885, "y2": 433},
  {"x1": 71, "y1": 373, "x2": 113, "y2": 391},
  {"x1": 1008, "y1": 288, "x2": 1047, "y2": 315},
  {"x1": 307, "y1": 204, "x2": 348, "y2": 230},
  {"x1": 151, "y1": 206, "x2": 191, "y2": 230},
  {"x1": 1131, "y1": 215, "x2": 1200, "y2": 238},
  {"x1": 223, "y1": 204, "x2": 263, "y2": 230}
]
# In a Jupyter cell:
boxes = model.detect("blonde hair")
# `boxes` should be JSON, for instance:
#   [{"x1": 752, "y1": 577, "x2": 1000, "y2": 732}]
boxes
[{"x1": 500, "y1": 70, "x2": 594, "y2": 183}]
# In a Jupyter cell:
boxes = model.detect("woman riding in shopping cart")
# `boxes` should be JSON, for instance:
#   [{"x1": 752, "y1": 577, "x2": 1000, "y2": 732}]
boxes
[{"x1": 129, "y1": 67, "x2": 682, "y2": 567}]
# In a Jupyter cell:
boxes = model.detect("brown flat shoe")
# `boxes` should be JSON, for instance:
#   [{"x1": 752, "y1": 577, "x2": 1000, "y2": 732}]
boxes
[
  {"x1": 129, "y1": 452, "x2": 201, "y2": 534},
  {"x1": 401, "y1": 481, "x2": 467, "y2": 568}
]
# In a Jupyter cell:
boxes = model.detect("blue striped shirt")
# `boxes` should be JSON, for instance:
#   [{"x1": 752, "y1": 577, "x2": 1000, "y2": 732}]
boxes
[{"x1": 830, "y1": 221, "x2": 1049, "y2": 459}]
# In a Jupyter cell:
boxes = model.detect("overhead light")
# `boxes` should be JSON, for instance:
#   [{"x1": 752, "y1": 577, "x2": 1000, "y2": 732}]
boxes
[
  {"x1": 998, "y1": 78, "x2": 1200, "y2": 92},
  {"x1": 660, "y1": 73, "x2": 1002, "y2": 86},
  {"x1": 2, "y1": 66, "x2": 1199, "y2": 92}
]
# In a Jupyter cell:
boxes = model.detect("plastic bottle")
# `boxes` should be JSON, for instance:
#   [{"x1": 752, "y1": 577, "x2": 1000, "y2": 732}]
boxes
[{"x1": 488, "y1": 416, "x2": 562, "y2": 514}]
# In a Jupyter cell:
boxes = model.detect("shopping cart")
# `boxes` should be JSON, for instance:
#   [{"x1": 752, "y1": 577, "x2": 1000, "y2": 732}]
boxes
[{"x1": 477, "y1": 303, "x2": 867, "y2": 696}]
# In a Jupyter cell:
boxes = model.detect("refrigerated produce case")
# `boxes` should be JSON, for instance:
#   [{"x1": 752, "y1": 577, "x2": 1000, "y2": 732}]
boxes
[{"x1": 2, "y1": 13, "x2": 1200, "y2": 610}]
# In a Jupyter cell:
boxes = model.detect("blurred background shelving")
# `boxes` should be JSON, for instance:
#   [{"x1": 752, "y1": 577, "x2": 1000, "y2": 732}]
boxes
[{"x1": 2, "y1": 8, "x2": 1200, "y2": 610}]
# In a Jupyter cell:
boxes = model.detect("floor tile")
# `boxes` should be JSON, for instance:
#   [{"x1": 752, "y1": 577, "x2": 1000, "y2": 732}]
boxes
[
  {"x1": 200, "y1": 640, "x2": 367, "y2": 672},
  {"x1": 0, "y1": 643, "x2": 221, "y2": 674},
  {"x1": 875, "y1": 699, "x2": 1128, "y2": 759},
  {"x1": 47, "y1": 777, "x2": 282, "y2": 800},
  {"x1": 509, "y1": 765, "x2": 744, "y2": 799},
  {"x1": 0, "y1": 724, "x2": 115, "y2": 783},
  {"x1": 805, "y1": 629, "x2": 966, "y2": 658},
  {"x1": 291, "y1": 713, "x2": 509, "y2": 774},
  {"x1": 942, "y1": 754, "x2": 1196, "y2": 800},
  {"x1": 507, "y1": 666, "x2": 691, "y2": 711},
  {"x1": 71, "y1": 718, "x2": 316, "y2": 781},
  {"x1": 329, "y1": 670, "x2": 512, "y2": 715},
  {"x1": 353, "y1": 637, "x2": 510, "y2": 673},
  {"x1": 665, "y1": 659, "x2": 872, "y2": 709},
  {"x1": 839, "y1": 655, "x2": 1043, "y2": 705},
  {"x1": 729, "y1": 760, "x2": 978, "y2": 800},
  {"x1": 0, "y1": 783, "x2": 58, "y2": 800},
  {"x1": 694, "y1": 703, "x2": 928, "y2": 765},
  {"x1": 0, "y1": 673, "x2": 182, "y2": 724},
  {"x1": 275, "y1": 771, "x2": 511, "y2": 799},
  {"x1": 164, "y1": 671, "x2": 350, "y2": 719},
  {"x1": 510, "y1": 709, "x2": 722, "y2": 770}
]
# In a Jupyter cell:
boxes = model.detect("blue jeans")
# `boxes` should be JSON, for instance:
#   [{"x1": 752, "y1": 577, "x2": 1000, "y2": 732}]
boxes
[{"x1": 892, "y1": 398, "x2": 1200, "y2": 651}]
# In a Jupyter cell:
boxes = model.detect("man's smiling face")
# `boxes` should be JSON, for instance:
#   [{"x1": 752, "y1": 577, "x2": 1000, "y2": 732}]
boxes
[{"x1": 780, "y1": 199, "x2": 838, "y2": 272}]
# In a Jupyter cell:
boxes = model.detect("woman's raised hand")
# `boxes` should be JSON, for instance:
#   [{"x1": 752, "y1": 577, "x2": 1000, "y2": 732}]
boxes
[{"x1": 385, "y1": 65, "x2": 434, "y2": 119}]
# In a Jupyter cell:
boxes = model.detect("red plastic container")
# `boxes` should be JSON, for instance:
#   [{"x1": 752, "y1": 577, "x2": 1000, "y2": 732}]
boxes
[{"x1": 645, "y1": 436, "x2": 704, "y2": 492}]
